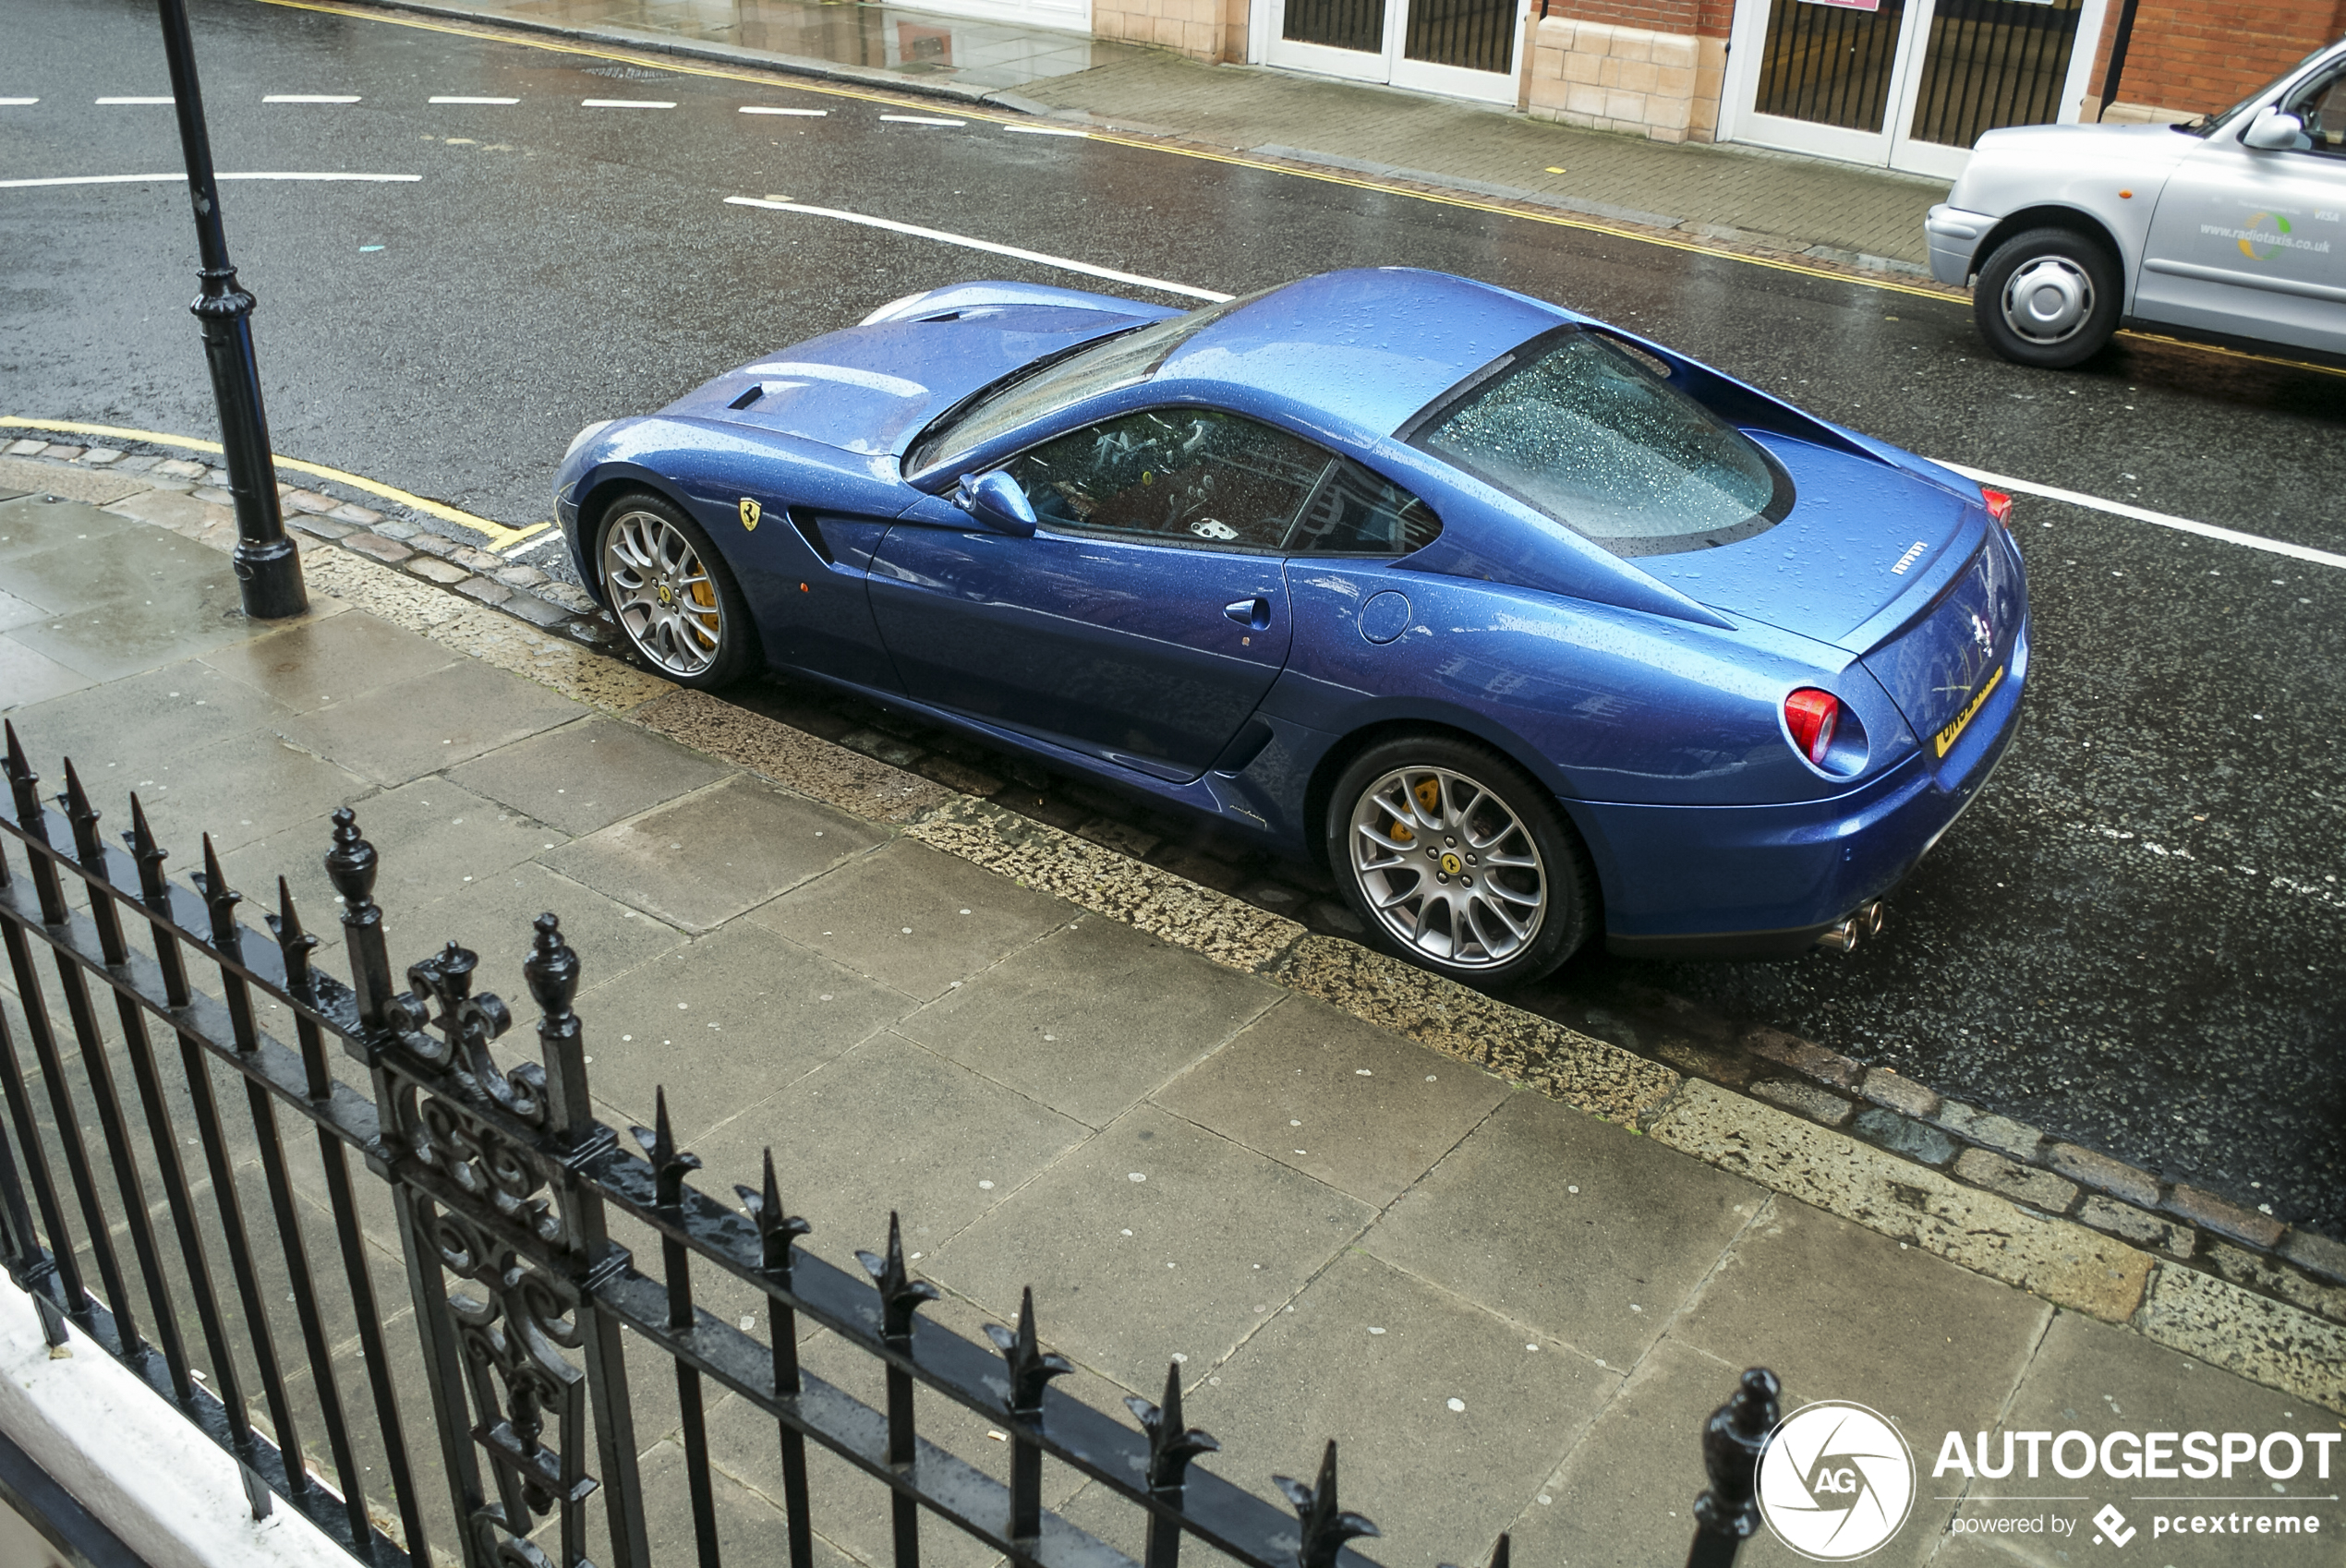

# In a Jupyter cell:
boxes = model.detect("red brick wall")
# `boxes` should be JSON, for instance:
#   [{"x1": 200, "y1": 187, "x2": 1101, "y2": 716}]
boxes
[
  {"x1": 1543, "y1": 0, "x2": 1733, "y2": 41},
  {"x1": 2083, "y1": 0, "x2": 2346, "y2": 115}
]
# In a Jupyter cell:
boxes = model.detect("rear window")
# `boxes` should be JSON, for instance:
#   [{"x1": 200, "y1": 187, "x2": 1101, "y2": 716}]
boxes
[{"x1": 1409, "y1": 329, "x2": 1790, "y2": 555}]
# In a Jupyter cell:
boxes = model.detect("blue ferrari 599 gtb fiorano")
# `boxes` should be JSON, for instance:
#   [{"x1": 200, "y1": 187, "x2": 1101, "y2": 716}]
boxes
[{"x1": 554, "y1": 267, "x2": 2027, "y2": 986}]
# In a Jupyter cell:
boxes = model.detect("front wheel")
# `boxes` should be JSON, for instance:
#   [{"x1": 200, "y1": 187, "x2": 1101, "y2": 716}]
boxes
[
  {"x1": 1974, "y1": 226, "x2": 2122, "y2": 369},
  {"x1": 596, "y1": 490, "x2": 760, "y2": 688},
  {"x1": 1325, "y1": 736, "x2": 1595, "y2": 987}
]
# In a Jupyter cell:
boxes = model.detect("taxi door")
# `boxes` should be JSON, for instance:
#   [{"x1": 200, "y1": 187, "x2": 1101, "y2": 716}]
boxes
[{"x1": 2135, "y1": 61, "x2": 2346, "y2": 356}]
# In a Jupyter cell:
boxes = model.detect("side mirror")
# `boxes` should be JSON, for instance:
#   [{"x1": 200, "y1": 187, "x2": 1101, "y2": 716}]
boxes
[
  {"x1": 954, "y1": 470, "x2": 1037, "y2": 537},
  {"x1": 2242, "y1": 109, "x2": 2306, "y2": 151}
]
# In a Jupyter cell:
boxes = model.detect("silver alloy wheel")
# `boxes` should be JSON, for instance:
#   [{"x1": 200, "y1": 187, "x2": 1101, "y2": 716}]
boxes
[
  {"x1": 2001, "y1": 255, "x2": 2094, "y2": 344},
  {"x1": 1348, "y1": 765, "x2": 1546, "y2": 970},
  {"x1": 602, "y1": 508, "x2": 723, "y2": 678}
]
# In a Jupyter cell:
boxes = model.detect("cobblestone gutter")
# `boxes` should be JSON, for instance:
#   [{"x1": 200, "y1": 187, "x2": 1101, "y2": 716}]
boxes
[{"x1": 3, "y1": 438, "x2": 2340, "y2": 1416}]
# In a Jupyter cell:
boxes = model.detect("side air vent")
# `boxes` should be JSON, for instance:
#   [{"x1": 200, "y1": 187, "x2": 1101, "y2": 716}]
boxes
[{"x1": 728, "y1": 384, "x2": 766, "y2": 410}]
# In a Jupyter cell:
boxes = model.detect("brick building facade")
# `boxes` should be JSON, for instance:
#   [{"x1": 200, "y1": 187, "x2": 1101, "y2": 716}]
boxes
[{"x1": 2083, "y1": 0, "x2": 2346, "y2": 124}]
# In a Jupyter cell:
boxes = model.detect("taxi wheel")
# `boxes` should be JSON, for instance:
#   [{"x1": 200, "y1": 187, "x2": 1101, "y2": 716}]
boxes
[
  {"x1": 1326, "y1": 734, "x2": 1596, "y2": 989},
  {"x1": 596, "y1": 490, "x2": 760, "y2": 688},
  {"x1": 1975, "y1": 227, "x2": 2121, "y2": 369}
]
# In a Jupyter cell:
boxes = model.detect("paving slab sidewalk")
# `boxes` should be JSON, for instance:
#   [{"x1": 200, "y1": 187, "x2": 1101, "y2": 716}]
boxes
[
  {"x1": 345, "y1": 0, "x2": 1947, "y2": 270},
  {"x1": 4, "y1": 466, "x2": 2340, "y2": 1568}
]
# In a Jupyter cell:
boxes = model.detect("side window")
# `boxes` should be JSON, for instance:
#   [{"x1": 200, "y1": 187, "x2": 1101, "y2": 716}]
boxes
[
  {"x1": 1005, "y1": 407, "x2": 1328, "y2": 549},
  {"x1": 2286, "y1": 68, "x2": 2346, "y2": 153},
  {"x1": 1288, "y1": 458, "x2": 1444, "y2": 556}
]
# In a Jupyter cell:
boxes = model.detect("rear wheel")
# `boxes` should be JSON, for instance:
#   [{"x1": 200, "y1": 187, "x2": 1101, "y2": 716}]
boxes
[
  {"x1": 1974, "y1": 226, "x2": 2121, "y2": 369},
  {"x1": 1325, "y1": 735, "x2": 1594, "y2": 987},
  {"x1": 596, "y1": 490, "x2": 758, "y2": 688}
]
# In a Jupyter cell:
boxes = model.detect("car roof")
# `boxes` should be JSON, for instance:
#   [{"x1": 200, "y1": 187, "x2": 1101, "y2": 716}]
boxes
[{"x1": 1153, "y1": 268, "x2": 1572, "y2": 438}]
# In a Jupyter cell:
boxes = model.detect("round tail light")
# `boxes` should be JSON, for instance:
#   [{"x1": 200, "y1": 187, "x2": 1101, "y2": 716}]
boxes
[{"x1": 1784, "y1": 689, "x2": 1841, "y2": 766}]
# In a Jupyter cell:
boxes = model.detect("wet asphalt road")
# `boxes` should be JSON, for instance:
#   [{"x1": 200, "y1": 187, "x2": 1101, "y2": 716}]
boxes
[{"x1": 5, "y1": 0, "x2": 2341, "y2": 1230}]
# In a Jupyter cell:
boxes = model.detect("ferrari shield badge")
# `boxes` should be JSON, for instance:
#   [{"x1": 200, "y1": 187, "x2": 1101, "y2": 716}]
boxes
[{"x1": 739, "y1": 497, "x2": 761, "y2": 532}]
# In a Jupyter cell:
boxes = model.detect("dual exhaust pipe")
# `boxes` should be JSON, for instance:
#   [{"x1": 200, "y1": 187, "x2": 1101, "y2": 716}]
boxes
[{"x1": 1815, "y1": 900, "x2": 1887, "y2": 953}]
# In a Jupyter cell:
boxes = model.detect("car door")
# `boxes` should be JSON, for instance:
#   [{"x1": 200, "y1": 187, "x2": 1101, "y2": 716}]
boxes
[
  {"x1": 2135, "y1": 59, "x2": 2346, "y2": 356},
  {"x1": 869, "y1": 405, "x2": 1332, "y2": 779}
]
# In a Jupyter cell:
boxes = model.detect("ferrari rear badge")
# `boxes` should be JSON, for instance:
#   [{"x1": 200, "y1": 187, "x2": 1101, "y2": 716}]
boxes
[{"x1": 739, "y1": 497, "x2": 761, "y2": 531}]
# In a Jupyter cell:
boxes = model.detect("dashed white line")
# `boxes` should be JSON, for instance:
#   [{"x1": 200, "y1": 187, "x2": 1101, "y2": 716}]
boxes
[
  {"x1": 264, "y1": 94, "x2": 361, "y2": 103},
  {"x1": 879, "y1": 115, "x2": 966, "y2": 127},
  {"x1": 0, "y1": 172, "x2": 422, "y2": 187},
  {"x1": 741, "y1": 105, "x2": 827, "y2": 116},
  {"x1": 94, "y1": 96, "x2": 174, "y2": 105},
  {"x1": 724, "y1": 197, "x2": 1232, "y2": 302},
  {"x1": 1001, "y1": 124, "x2": 1089, "y2": 138},
  {"x1": 1934, "y1": 461, "x2": 2346, "y2": 571},
  {"x1": 581, "y1": 98, "x2": 675, "y2": 109},
  {"x1": 0, "y1": 99, "x2": 39, "y2": 107},
  {"x1": 430, "y1": 95, "x2": 520, "y2": 104}
]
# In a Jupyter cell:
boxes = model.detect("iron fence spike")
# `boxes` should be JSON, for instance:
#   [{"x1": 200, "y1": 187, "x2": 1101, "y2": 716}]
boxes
[
  {"x1": 196, "y1": 832, "x2": 244, "y2": 951},
  {"x1": 267, "y1": 875, "x2": 318, "y2": 994},
  {"x1": 983, "y1": 1285, "x2": 1072, "y2": 1417},
  {"x1": 1125, "y1": 1359, "x2": 1219, "y2": 1495},
  {"x1": 734, "y1": 1150, "x2": 812, "y2": 1276},
  {"x1": 856, "y1": 1212, "x2": 940, "y2": 1345},
  {"x1": 2, "y1": 722, "x2": 45, "y2": 838},
  {"x1": 630, "y1": 1090, "x2": 702, "y2": 1210},
  {"x1": 125, "y1": 792, "x2": 166, "y2": 868},
  {"x1": 57, "y1": 758, "x2": 103, "y2": 862},
  {"x1": 1275, "y1": 1441, "x2": 1380, "y2": 1568}
]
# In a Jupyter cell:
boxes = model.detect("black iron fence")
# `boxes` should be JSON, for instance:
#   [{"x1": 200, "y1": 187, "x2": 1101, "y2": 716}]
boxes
[{"x1": 0, "y1": 719, "x2": 1778, "y2": 1568}]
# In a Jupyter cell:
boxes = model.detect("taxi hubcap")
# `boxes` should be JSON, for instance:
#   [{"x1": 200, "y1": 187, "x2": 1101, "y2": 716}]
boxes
[
  {"x1": 603, "y1": 510, "x2": 723, "y2": 678},
  {"x1": 2002, "y1": 256, "x2": 2092, "y2": 344},
  {"x1": 1349, "y1": 765, "x2": 1545, "y2": 969}
]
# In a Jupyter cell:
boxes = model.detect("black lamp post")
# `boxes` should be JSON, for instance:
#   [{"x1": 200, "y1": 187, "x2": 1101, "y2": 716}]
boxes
[{"x1": 155, "y1": 0, "x2": 308, "y2": 620}]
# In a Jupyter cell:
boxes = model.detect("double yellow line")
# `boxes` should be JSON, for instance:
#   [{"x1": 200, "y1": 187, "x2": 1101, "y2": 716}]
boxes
[{"x1": 0, "y1": 417, "x2": 549, "y2": 549}]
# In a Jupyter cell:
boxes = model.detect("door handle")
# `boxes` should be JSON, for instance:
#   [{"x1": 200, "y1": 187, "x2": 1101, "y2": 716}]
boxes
[{"x1": 1225, "y1": 597, "x2": 1272, "y2": 631}]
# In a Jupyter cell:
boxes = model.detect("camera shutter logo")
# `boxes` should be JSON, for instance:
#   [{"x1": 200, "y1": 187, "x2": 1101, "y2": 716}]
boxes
[{"x1": 1758, "y1": 1402, "x2": 1916, "y2": 1561}]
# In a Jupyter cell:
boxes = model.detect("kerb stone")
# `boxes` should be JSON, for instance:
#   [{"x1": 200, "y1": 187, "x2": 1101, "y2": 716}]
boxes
[
  {"x1": 2166, "y1": 1184, "x2": 2285, "y2": 1250},
  {"x1": 1743, "y1": 1027, "x2": 1861, "y2": 1088},
  {"x1": 1934, "y1": 1099, "x2": 2044, "y2": 1161},
  {"x1": 343, "y1": 534, "x2": 414, "y2": 564},
  {"x1": 1649, "y1": 1081, "x2": 2150, "y2": 1321},
  {"x1": 1953, "y1": 1148, "x2": 2077, "y2": 1214},
  {"x1": 1859, "y1": 1067, "x2": 1940, "y2": 1119},
  {"x1": 2134, "y1": 1265, "x2": 2346, "y2": 1415},
  {"x1": 2076, "y1": 1196, "x2": 2194, "y2": 1259},
  {"x1": 2044, "y1": 1142, "x2": 2159, "y2": 1208},
  {"x1": 2282, "y1": 1227, "x2": 2346, "y2": 1285},
  {"x1": 1750, "y1": 1078, "x2": 1853, "y2": 1128},
  {"x1": 1851, "y1": 1105, "x2": 1956, "y2": 1166}
]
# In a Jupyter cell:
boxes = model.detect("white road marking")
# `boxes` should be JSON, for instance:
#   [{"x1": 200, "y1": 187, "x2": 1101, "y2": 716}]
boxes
[
  {"x1": 1001, "y1": 124, "x2": 1089, "y2": 137},
  {"x1": 0, "y1": 99, "x2": 39, "y2": 107},
  {"x1": 502, "y1": 531, "x2": 572, "y2": 559},
  {"x1": 724, "y1": 197, "x2": 1232, "y2": 302},
  {"x1": 1, "y1": 172, "x2": 422, "y2": 187},
  {"x1": 741, "y1": 105, "x2": 827, "y2": 115},
  {"x1": 430, "y1": 95, "x2": 520, "y2": 104},
  {"x1": 879, "y1": 115, "x2": 966, "y2": 127},
  {"x1": 95, "y1": 96, "x2": 174, "y2": 105},
  {"x1": 264, "y1": 94, "x2": 361, "y2": 103},
  {"x1": 580, "y1": 98, "x2": 675, "y2": 109},
  {"x1": 1935, "y1": 460, "x2": 2346, "y2": 571}
]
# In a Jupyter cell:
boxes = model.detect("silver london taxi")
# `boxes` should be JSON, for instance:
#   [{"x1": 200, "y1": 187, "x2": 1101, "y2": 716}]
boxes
[{"x1": 1927, "y1": 39, "x2": 2346, "y2": 368}]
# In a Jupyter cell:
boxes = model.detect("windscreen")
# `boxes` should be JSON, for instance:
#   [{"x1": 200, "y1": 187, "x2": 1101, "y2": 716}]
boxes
[
  {"x1": 1413, "y1": 330, "x2": 1788, "y2": 554},
  {"x1": 913, "y1": 293, "x2": 1257, "y2": 474}
]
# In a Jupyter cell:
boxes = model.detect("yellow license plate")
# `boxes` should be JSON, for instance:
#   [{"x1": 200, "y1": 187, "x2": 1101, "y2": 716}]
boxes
[{"x1": 1933, "y1": 665, "x2": 2004, "y2": 758}]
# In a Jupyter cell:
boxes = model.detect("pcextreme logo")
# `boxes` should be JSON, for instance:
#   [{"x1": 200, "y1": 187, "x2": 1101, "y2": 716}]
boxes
[{"x1": 1759, "y1": 1402, "x2": 1917, "y2": 1561}]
